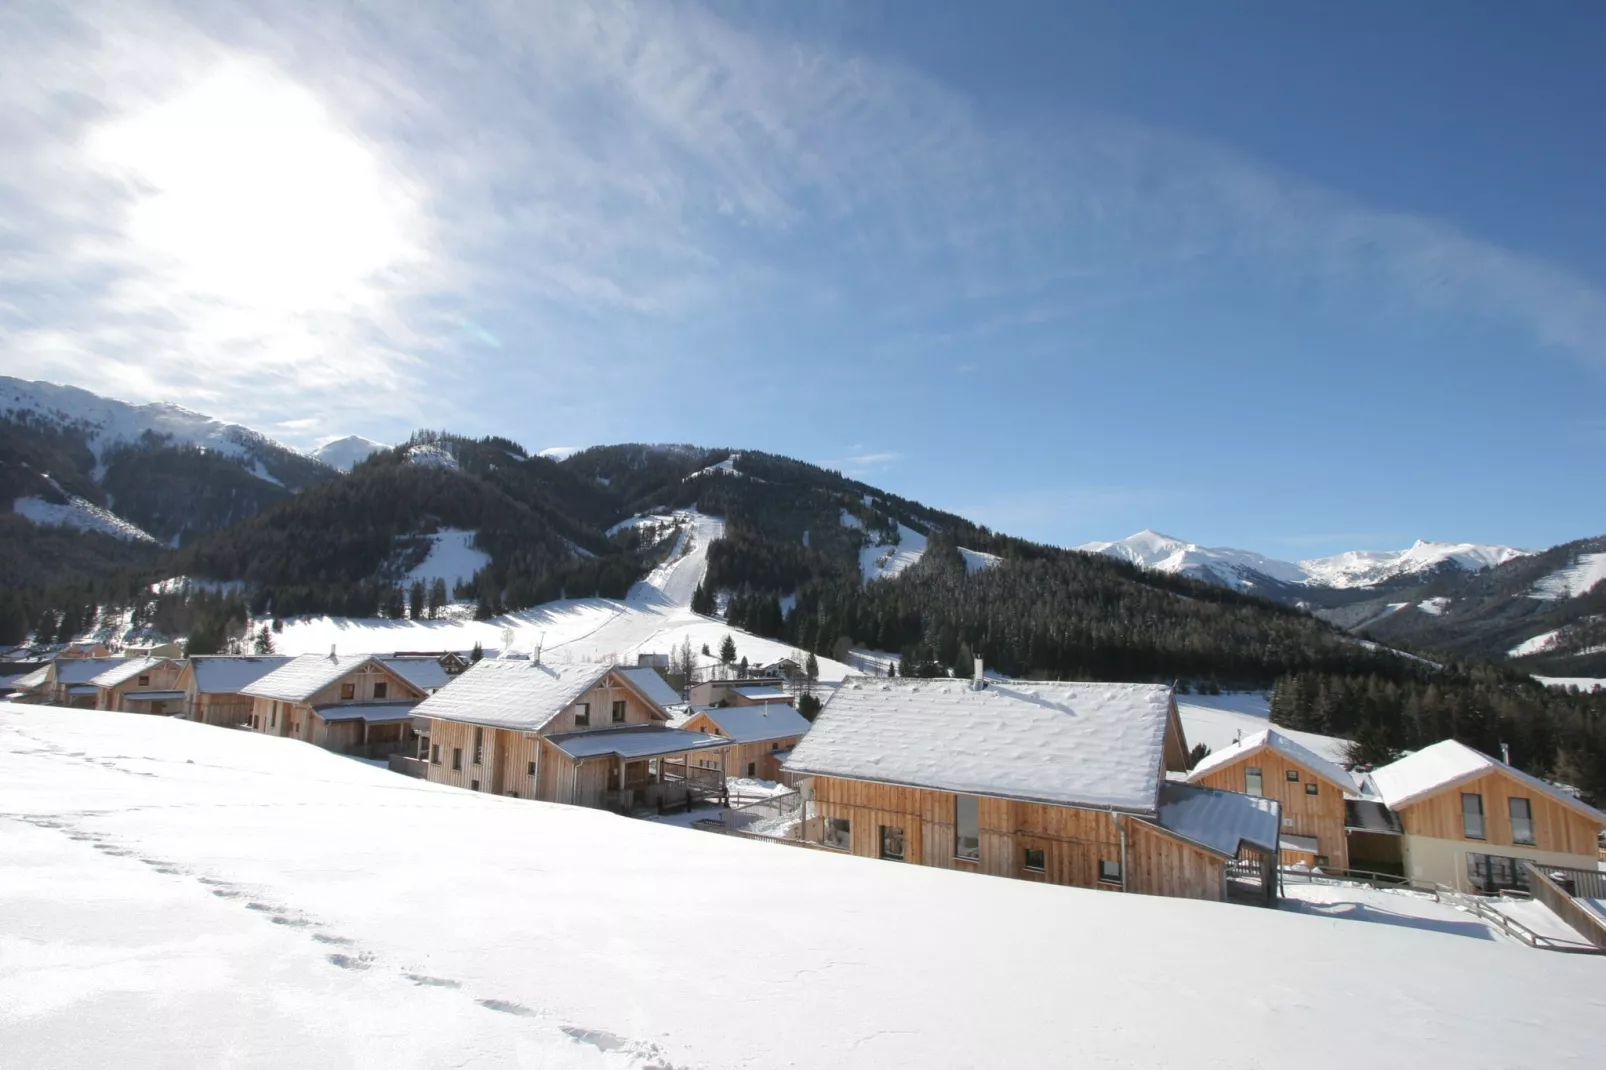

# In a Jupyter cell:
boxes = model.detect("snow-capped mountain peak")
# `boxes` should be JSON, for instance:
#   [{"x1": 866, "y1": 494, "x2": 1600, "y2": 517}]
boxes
[
  {"x1": 1077, "y1": 531, "x2": 1532, "y2": 593},
  {"x1": 309, "y1": 435, "x2": 388, "y2": 472}
]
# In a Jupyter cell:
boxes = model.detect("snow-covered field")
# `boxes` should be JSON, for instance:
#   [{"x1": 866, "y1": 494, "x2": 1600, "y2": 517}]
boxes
[
  {"x1": 269, "y1": 512, "x2": 855, "y2": 682},
  {"x1": 5, "y1": 705, "x2": 1605, "y2": 1070},
  {"x1": 1176, "y1": 692, "x2": 1350, "y2": 767},
  {"x1": 401, "y1": 529, "x2": 492, "y2": 590}
]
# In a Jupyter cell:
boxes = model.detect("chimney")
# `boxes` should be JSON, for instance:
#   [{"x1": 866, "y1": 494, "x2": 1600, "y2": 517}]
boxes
[
  {"x1": 1500, "y1": 742, "x2": 1511, "y2": 765},
  {"x1": 973, "y1": 656, "x2": 985, "y2": 690},
  {"x1": 328, "y1": 644, "x2": 337, "y2": 661}
]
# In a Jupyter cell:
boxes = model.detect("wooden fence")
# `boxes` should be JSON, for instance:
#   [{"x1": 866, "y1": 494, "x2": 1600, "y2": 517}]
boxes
[{"x1": 1522, "y1": 862, "x2": 1606, "y2": 951}]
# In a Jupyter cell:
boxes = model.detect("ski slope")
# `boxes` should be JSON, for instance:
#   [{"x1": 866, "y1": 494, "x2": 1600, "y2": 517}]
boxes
[
  {"x1": 4, "y1": 705, "x2": 1603, "y2": 1069},
  {"x1": 268, "y1": 512, "x2": 855, "y2": 681},
  {"x1": 1531, "y1": 553, "x2": 1606, "y2": 601}
]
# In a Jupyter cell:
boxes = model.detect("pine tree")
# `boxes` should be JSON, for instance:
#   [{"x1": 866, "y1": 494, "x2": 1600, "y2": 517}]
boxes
[
  {"x1": 470, "y1": 640, "x2": 484, "y2": 663},
  {"x1": 429, "y1": 578, "x2": 447, "y2": 619},
  {"x1": 719, "y1": 634, "x2": 737, "y2": 665},
  {"x1": 252, "y1": 625, "x2": 275, "y2": 655},
  {"x1": 409, "y1": 581, "x2": 425, "y2": 621}
]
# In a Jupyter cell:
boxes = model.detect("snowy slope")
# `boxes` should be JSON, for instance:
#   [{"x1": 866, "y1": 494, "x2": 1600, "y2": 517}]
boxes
[
  {"x1": 13, "y1": 493, "x2": 158, "y2": 544},
  {"x1": 1175, "y1": 692, "x2": 1351, "y2": 767},
  {"x1": 1530, "y1": 552, "x2": 1606, "y2": 601},
  {"x1": 402, "y1": 530, "x2": 491, "y2": 589},
  {"x1": 269, "y1": 512, "x2": 857, "y2": 682},
  {"x1": 308, "y1": 434, "x2": 387, "y2": 471},
  {"x1": 1078, "y1": 530, "x2": 1531, "y2": 592},
  {"x1": 846, "y1": 510, "x2": 1000, "y2": 583},
  {"x1": 0, "y1": 376, "x2": 322, "y2": 482},
  {"x1": 5, "y1": 706, "x2": 1603, "y2": 1069}
]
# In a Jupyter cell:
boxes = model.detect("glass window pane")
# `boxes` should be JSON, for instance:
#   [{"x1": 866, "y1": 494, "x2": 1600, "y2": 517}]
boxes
[
  {"x1": 1024, "y1": 848, "x2": 1045, "y2": 872},
  {"x1": 1245, "y1": 767, "x2": 1263, "y2": 796},
  {"x1": 1461, "y1": 793, "x2": 1485, "y2": 840},
  {"x1": 880, "y1": 825, "x2": 905, "y2": 861},
  {"x1": 1508, "y1": 798, "x2": 1535, "y2": 845},
  {"x1": 955, "y1": 795, "x2": 980, "y2": 860}
]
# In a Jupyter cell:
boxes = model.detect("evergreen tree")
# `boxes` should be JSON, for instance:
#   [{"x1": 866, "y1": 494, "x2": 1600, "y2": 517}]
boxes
[
  {"x1": 0, "y1": 592, "x2": 29, "y2": 646},
  {"x1": 470, "y1": 640, "x2": 484, "y2": 663},
  {"x1": 252, "y1": 625, "x2": 275, "y2": 655},
  {"x1": 1187, "y1": 742, "x2": 1211, "y2": 769},
  {"x1": 409, "y1": 580, "x2": 425, "y2": 621},
  {"x1": 798, "y1": 692, "x2": 822, "y2": 721},
  {"x1": 719, "y1": 634, "x2": 737, "y2": 665},
  {"x1": 428, "y1": 578, "x2": 447, "y2": 619}
]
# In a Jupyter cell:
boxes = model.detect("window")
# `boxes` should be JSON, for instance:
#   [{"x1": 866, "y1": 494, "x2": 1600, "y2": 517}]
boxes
[
  {"x1": 823, "y1": 817, "x2": 850, "y2": 850},
  {"x1": 1023, "y1": 847, "x2": 1046, "y2": 872},
  {"x1": 1509, "y1": 798, "x2": 1535, "y2": 845},
  {"x1": 1461, "y1": 792, "x2": 1485, "y2": 840},
  {"x1": 527, "y1": 761, "x2": 537, "y2": 776},
  {"x1": 137, "y1": 674, "x2": 151, "y2": 687},
  {"x1": 574, "y1": 702, "x2": 590, "y2": 727},
  {"x1": 473, "y1": 726, "x2": 484, "y2": 765},
  {"x1": 1467, "y1": 852, "x2": 1530, "y2": 895},
  {"x1": 612, "y1": 700, "x2": 627, "y2": 723},
  {"x1": 372, "y1": 681, "x2": 387, "y2": 700},
  {"x1": 1285, "y1": 769, "x2": 1300, "y2": 782},
  {"x1": 747, "y1": 762, "x2": 756, "y2": 777},
  {"x1": 880, "y1": 825, "x2": 905, "y2": 861},
  {"x1": 1305, "y1": 782, "x2": 1319, "y2": 796},
  {"x1": 954, "y1": 795, "x2": 980, "y2": 861},
  {"x1": 452, "y1": 747, "x2": 462, "y2": 771},
  {"x1": 430, "y1": 744, "x2": 441, "y2": 764},
  {"x1": 470, "y1": 779, "x2": 480, "y2": 792},
  {"x1": 772, "y1": 742, "x2": 780, "y2": 750},
  {"x1": 1244, "y1": 766, "x2": 1263, "y2": 796},
  {"x1": 1098, "y1": 859, "x2": 1122, "y2": 885},
  {"x1": 340, "y1": 683, "x2": 355, "y2": 701}
]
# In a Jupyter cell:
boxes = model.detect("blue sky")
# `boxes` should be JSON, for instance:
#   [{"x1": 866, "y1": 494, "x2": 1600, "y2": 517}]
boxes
[{"x1": 3, "y1": 1, "x2": 1603, "y2": 556}]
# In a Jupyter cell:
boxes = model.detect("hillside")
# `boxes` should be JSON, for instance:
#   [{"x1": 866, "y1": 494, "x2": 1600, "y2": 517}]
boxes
[{"x1": 6, "y1": 704, "x2": 1603, "y2": 1070}]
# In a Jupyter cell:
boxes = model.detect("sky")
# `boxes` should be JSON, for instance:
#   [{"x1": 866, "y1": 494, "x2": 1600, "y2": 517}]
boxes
[{"x1": 2, "y1": 0, "x2": 1603, "y2": 557}]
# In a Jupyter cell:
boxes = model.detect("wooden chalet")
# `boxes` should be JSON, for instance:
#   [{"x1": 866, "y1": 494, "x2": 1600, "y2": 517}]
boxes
[
  {"x1": 240, "y1": 652, "x2": 429, "y2": 759},
  {"x1": 413, "y1": 659, "x2": 732, "y2": 812},
  {"x1": 783, "y1": 676, "x2": 1281, "y2": 904},
  {"x1": 90, "y1": 656, "x2": 186, "y2": 715},
  {"x1": 687, "y1": 677, "x2": 793, "y2": 708},
  {"x1": 680, "y1": 702, "x2": 812, "y2": 781},
  {"x1": 1188, "y1": 728, "x2": 1357, "y2": 869},
  {"x1": 1365, "y1": 739, "x2": 1606, "y2": 894},
  {"x1": 175, "y1": 656, "x2": 291, "y2": 726},
  {"x1": 11, "y1": 657, "x2": 128, "y2": 707}
]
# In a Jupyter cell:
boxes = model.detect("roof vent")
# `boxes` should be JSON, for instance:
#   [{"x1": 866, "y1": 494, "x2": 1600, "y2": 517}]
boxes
[{"x1": 972, "y1": 656, "x2": 985, "y2": 691}]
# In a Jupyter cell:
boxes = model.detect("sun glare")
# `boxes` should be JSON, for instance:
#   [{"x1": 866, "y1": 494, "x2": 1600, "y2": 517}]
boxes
[{"x1": 87, "y1": 63, "x2": 420, "y2": 317}]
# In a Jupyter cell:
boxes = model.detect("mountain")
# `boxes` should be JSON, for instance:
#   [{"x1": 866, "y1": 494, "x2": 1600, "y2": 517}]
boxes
[
  {"x1": 309, "y1": 435, "x2": 389, "y2": 472},
  {"x1": 0, "y1": 376, "x2": 338, "y2": 552},
  {"x1": 1076, "y1": 530, "x2": 1532, "y2": 606}
]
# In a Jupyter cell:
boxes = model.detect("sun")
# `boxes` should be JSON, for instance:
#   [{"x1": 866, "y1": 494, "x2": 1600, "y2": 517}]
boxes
[{"x1": 87, "y1": 61, "x2": 421, "y2": 318}]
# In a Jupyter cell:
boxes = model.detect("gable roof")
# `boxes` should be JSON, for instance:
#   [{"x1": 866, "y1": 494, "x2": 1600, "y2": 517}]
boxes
[
  {"x1": 695, "y1": 702, "x2": 812, "y2": 743},
  {"x1": 1154, "y1": 782, "x2": 1281, "y2": 858},
  {"x1": 615, "y1": 666, "x2": 682, "y2": 709},
  {"x1": 1369, "y1": 739, "x2": 1606, "y2": 825},
  {"x1": 1188, "y1": 728, "x2": 1356, "y2": 793},
  {"x1": 241, "y1": 654, "x2": 417, "y2": 704},
  {"x1": 731, "y1": 684, "x2": 789, "y2": 701},
  {"x1": 185, "y1": 656, "x2": 293, "y2": 694},
  {"x1": 45, "y1": 658, "x2": 129, "y2": 686},
  {"x1": 88, "y1": 657, "x2": 182, "y2": 689},
  {"x1": 410, "y1": 658, "x2": 652, "y2": 732},
  {"x1": 380, "y1": 657, "x2": 451, "y2": 694},
  {"x1": 11, "y1": 664, "x2": 52, "y2": 690},
  {"x1": 783, "y1": 679, "x2": 1177, "y2": 813}
]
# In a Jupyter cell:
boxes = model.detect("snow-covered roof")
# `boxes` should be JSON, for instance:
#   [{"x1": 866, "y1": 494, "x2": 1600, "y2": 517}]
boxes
[
  {"x1": 1155, "y1": 782, "x2": 1281, "y2": 858},
  {"x1": 615, "y1": 667, "x2": 681, "y2": 709},
  {"x1": 1188, "y1": 728, "x2": 1356, "y2": 792},
  {"x1": 66, "y1": 684, "x2": 98, "y2": 695},
  {"x1": 12, "y1": 665, "x2": 51, "y2": 690},
  {"x1": 380, "y1": 656, "x2": 451, "y2": 693},
  {"x1": 1368, "y1": 739, "x2": 1606, "y2": 824},
  {"x1": 87, "y1": 656, "x2": 179, "y2": 689},
  {"x1": 186, "y1": 656, "x2": 293, "y2": 694},
  {"x1": 311, "y1": 702, "x2": 420, "y2": 723},
  {"x1": 785, "y1": 679, "x2": 1178, "y2": 813},
  {"x1": 696, "y1": 703, "x2": 812, "y2": 743},
  {"x1": 409, "y1": 658, "x2": 623, "y2": 732},
  {"x1": 241, "y1": 654, "x2": 410, "y2": 704},
  {"x1": 1279, "y1": 834, "x2": 1319, "y2": 855},
  {"x1": 1344, "y1": 798, "x2": 1402, "y2": 834},
  {"x1": 732, "y1": 684, "x2": 788, "y2": 701},
  {"x1": 545, "y1": 725, "x2": 734, "y2": 760},
  {"x1": 46, "y1": 658, "x2": 129, "y2": 686}
]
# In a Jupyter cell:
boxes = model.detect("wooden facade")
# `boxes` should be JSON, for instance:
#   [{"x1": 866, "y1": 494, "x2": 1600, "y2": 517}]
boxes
[
  {"x1": 1191, "y1": 746, "x2": 1350, "y2": 869},
  {"x1": 96, "y1": 659, "x2": 185, "y2": 713},
  {"x1": 1392, "y1": 767, "x2": 1604, "y2": 891},
  {"x1": 678, "y1": 708, "x2": 801, "y2": 781},
  {"x1": 247, "y1": 661, "x2": 425, "y2": 757},
  {"x1": 803, "y1": 775, "x2": 1230, "y2": 901},
  {"x1": 687, "y1": 678, "x2": 793, "y2": 708},
  {"x1": 423, "y1": 670, "x2": 695, "y2": 808}
]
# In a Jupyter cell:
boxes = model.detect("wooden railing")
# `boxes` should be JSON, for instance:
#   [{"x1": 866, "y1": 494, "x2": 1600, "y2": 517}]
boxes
[
  {"x1": 1522, "y1": 862, "x2": 1606, "y2": 951},
  {"x1": 1278, "y1": 865, "x2": 1441, "y2": 900}
]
